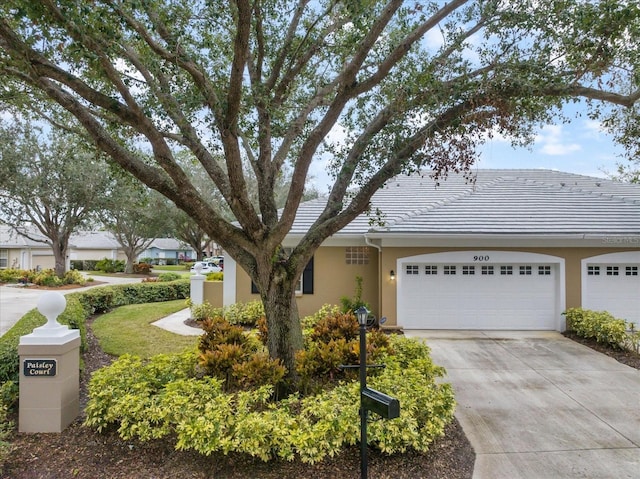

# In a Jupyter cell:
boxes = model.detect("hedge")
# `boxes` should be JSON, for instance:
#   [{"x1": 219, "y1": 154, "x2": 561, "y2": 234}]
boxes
[{"x1": 564, "y1": 308, "x2": 636, "y2": 351}]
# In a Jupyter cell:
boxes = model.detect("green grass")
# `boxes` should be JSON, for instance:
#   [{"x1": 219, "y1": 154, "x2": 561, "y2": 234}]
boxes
[
  {"x1": 92, "y1": 300, "x2": 198, "y2": 358},
  {"x1": 152, "y1": 265, "x2": 190, "y2": 272}
]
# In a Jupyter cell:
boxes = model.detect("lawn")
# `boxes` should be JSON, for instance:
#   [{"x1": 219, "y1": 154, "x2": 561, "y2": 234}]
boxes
[{"x1": 91, "y1": 300, "x2": 198, "y2": 357}]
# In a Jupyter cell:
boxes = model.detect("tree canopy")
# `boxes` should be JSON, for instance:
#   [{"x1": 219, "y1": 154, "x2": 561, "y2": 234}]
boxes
[
  {"x1": 0, "y1": 120, "x2": 113, "y2": 276},
  {"x1": 1, "y1": 0, "x2": 638, "y2": 376}
]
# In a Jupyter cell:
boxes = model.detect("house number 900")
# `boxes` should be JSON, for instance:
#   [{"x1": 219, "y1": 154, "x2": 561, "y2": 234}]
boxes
[{"x1": 473, "y1": 255, "x2": 490, "y2": 261}]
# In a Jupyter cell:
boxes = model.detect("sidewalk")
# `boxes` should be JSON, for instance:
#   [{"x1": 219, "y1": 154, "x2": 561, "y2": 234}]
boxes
[{"x1": 151, "y1": 308, "x2": 202, "y2": 336}]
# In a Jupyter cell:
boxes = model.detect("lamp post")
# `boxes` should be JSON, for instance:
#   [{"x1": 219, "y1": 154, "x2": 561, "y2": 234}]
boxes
[{"x1": 355, "y1": 305, "x2": 369, "y2": 479}]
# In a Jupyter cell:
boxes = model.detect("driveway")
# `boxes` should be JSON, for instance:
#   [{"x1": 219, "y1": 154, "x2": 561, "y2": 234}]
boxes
[
  {"x1": 0, "y1": 275, "x2": 142, "y2": 337},
  {"x1": 405, "y1": 331, "x2": 640, "y2": 479}
]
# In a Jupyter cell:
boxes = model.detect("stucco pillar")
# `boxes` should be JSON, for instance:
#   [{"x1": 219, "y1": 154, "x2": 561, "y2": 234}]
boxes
[
  {"x1": 190, "y1": 263, "x2": 205, "y2": 306},
  {"x1": 18, "y1": 292, "x2": 80, "y2": 433}
]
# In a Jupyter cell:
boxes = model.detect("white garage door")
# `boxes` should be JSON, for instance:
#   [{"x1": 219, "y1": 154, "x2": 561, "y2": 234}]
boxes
[
  {"x1": 583, "y1": 252, "x2": 640, "y2": 327},
  {"x1": 398, "y1": 251, "x2": 563, "y2": 330}
]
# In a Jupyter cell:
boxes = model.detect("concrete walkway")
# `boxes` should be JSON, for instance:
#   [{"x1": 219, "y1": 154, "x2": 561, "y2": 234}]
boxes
[
  {"x1": 151, "y1": 308, "x2": 201, "y2": 336},
  {"x1": 0, "y1": 274, "x2": 142, "y2": 337},
  {"x1": 405, "y1": 331, "x2": 640, "y2": 479}
]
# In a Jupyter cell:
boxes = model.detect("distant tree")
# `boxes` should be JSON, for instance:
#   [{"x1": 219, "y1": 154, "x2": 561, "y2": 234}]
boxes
[
  {"x1": 105, "y1": 180, "x2": 174, "y2": 273},
  {"x1": 609, "y1": 159, "x2": 640, "y2": 184},
  {"x1": 0, "y1": 1, "x2": 638, "y2": 382},
  {"x1": 0, "y1": 121, "x2": 112, "y2": 277}
]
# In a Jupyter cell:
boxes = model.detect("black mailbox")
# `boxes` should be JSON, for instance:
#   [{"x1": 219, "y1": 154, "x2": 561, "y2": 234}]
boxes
[{"x1": 361, "y1": 387, "x2": 400, "y2": 419}]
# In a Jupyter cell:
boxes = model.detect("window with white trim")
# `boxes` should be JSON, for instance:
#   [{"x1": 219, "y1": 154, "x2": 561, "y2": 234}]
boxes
[
  {"x1": 462, "y1": 265, "x2": 475, "y2": 275},
  {"x1": 538, "y1": 265, "x2": 551, "y2": 275},
  {"x1": 500, "y1": 265, "x2": 513, "y2": 275},
  {"x1": 0, "y1": 249, "x2": 7, "y2": 269},
  {"x1": 424, "y1": 265, "x2": 437, "y2": 275},
  {"x1": 587, "y1": 265, "x2": 600, "y2": 276},
  {"x1": 481, "y1": 265, "x2": 494, "y2": 275},
  {"x1": 444, "y1": 265, "x2": 456, "y2": 275},
  {"x1": 606, "y1": 266, "x2": 619, "y2": 276},
  {"x1": 625, "y1": 266, "x2": 638, "y2": 276},
  {"x1": 406, "y1": 265, "x2": 419, "y2": 275},
  {"x1": 519, "y1": 265, "x2": 532, "y2": 275}
]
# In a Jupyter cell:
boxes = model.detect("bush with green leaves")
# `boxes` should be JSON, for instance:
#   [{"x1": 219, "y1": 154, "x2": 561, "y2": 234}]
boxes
[
  {"x1": 63, "y1": 269, "x2": 87, "y2": 285},
  {"x1": 206, "y1": 271, "x2": 224, "y2": 281},
  {"x1": 0, "y1": 381, "x2": 17, "y2": 475},
  {"x1": 564, "y1": 308, "x2": 629, "y2": 350},
  {"x1": 300, "y1": 304, "x2": 341, "y2": 330},
  {"x1": 85, "y1": 334, "x2": 454, "y2": 464},
  {"x1": 0, "y1": 268, "x2": 34, "y2": 284},
  {"x1": 33, "y1": 269, "x2": 62, "y2": 287},
  {"x1": 133, "y1": 262, "x2": 152, "y2": 274},
  {"x1": 157, "y1": 272, "x2": 182, "y2": 282},
  {"x1": 95, "y1": 258, "x2": 125, "y2": 273}
]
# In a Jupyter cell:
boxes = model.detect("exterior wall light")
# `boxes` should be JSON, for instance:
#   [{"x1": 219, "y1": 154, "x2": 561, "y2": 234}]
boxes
[{"x1": 390, "y1": 269, "x2": 395, "y2": 281}]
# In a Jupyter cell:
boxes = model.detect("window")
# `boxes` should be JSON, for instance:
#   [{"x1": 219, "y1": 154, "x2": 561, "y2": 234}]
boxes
[
  {"x1": 444, "y1": 265, "x2": 456, "y2": 275},
  {"x1": 500, "y1": 265, "x2": 513, "y2": 275},
  {"x1": 606, "y1": 266, "x2": 619, "y2": 276},
  {"x1": 519, "y1": 265, "x2": 532, "y2": 275},
  {"x1": 587, "y1": 266, "x2": 600, "y2": 276},
  {"x1": 481, "y1": 265, "x2": 494, "y2": 275},
  {"x1": 625, "y1": 266, "x2": 638, "y2": 276},
  {"x1": 538, "y1": 266, "x2": 551, "y2": 275},
  {"x1": 0, "y1": 249, "x2": 7, "y2": 268},
  {"x1": 345, "y1": 246, "x2": 369, "y2": 265},
  {"x1": 406, "y1": 265, "x2": 419, "y2": 275},
  {"x1": 462, "y1": 265, "x2": 475, "y2": 275},
  {"x1": 424, "y1": 265, "x2": 437, "y2": 275}
]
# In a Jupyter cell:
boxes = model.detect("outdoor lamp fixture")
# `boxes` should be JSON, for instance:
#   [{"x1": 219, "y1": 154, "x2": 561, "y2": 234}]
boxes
[{"x1": 389, "y1": 270, "x2": 395, "y2": 281}]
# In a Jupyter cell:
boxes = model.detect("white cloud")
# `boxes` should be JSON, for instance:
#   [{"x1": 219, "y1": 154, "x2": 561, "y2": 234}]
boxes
[{"x1": 534, "y1": 125, "x2": 581, "y2": 156}]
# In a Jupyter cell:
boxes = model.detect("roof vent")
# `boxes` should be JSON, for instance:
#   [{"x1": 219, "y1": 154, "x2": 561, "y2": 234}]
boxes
[
  {"x1": 560, "y1": 182, "x2": 565, "y2": 187},
  {"x1": 595, "y1": 182, "x2": 601, "y2": 187}
]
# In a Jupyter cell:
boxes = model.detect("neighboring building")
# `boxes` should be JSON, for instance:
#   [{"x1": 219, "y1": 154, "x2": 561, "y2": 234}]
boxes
[
  {"x1": 221, "y1": 169, "x2": 640, "y2": 330},
  {"x1": 0, "y1": 225, "x2": 55, "y2": 271},
  {"x1": 0, "y1": 227, "x2": 192, "y2": 270},
  {"x1": 138, "y1": 238, "x2": 195, "y2": 264}
]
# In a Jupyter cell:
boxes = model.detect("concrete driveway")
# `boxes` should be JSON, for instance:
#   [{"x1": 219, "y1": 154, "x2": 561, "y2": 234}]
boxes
[
  {"x1": 0, "y1": 275, "x2": 142, "y2": 337},
  {"x1": 405, "y1": 331, "x2": 640, "y2": 479}
]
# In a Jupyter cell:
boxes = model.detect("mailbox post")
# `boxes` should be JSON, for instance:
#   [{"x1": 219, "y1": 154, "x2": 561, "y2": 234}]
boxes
[{"x1": 353, "y1": 306, "x2": 400, "y2": 479}]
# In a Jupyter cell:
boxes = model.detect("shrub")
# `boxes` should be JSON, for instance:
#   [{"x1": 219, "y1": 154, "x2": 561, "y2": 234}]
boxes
[
  {"x1": 339, "y1": 275, "x2": 370, "y2": 314},
  {"x1": 564, "y1": 308, "x2": 629, "y2": 349},
  {"x1": 95, "y1": 258, "x2": 125, "y2": 273},
  {"x1": 84, "y1": 335, "x2": 454, "y2": 463},
  {"x1": 33, "y1": 269, "x2": 62, "y2": 287},
  {"x1": 310, "y1": 311, "x2": 359, "y2": 343},
  {"x1": 0, "y1": 381, "x2": 17, "y2": 475},
  {"x1": 222, "y1": 300, "x2": 264, "y2": 327},
  {"x1": 190, "y1": 301, "x2": 223, "y2": 322},
  {"x1": 206, "y1": 271, "x2": 224, "y2": 281},
  {"x1": 0, "y1": 268, "x2": 33, "y2": 284},
  {"x1": 300, "y1": 304, "x2": 341, "y2": 330},
  {"x1": 134, "y1": 263, "x2": 152, "y2": 274},
  {"x1": 63, "y1": 269, "x2": 86, "y2": 286},
  {"x1": 157, "y1": 272, "x2": 182, "y2": 282}
]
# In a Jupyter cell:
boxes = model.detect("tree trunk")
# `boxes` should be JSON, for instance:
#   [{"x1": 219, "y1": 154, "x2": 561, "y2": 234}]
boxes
[
  {"x1": 262, "y1": 274, "x2": 304, "y2": 392},
  {"x1": 51, "y1": 239, "x2": 67, "y2": 278},
  {"x1": 124, "y1": 247, "x2": 136, "y2": 274}
]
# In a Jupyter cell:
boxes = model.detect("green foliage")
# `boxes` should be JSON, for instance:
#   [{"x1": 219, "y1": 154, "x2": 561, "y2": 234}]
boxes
[
  {"x1": 206, "y1": 271, "x2": 224, "y2": 281},
  {"x1": 95, "y1": 258, "x2": 125, "y2": 273},
  {"x1": 0, "y1": 381, "x2": 17, "y2": 475},
  {"x1": 0, "y1": 268, "x2": 34, "y2": 284},
  {"x1": 300, "y1": 304, "x2": 341, "y2": 330},
  {"x1": 33, "y1": 268, "x2": 62, "y2": 286},
  {"x1": 222, "y1": 300, "x2": 265, "y2": 327},
  {"x1": 339, "y1": 276, "x2": 370, "y2": 314},
  {"x1": 84, "y1": 335, "x2": 454, "y2": 463},
  {"x1": 157, "y1": 272, "x2": 182, "y2": 282},
  {"x1": 190, "y1": 301, "x2": 223, "y2": 322},
  {"x1": 63, "y1": 269, "x2": 87, "y2": 285},
  {"x1": 564, "y1": 308, "x2": 630, "y2": 349}
]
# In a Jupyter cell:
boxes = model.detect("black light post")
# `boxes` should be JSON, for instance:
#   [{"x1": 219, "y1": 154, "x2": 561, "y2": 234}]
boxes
[{"x1": 355, "y1": 306, "x2": 369, "y2": 479}]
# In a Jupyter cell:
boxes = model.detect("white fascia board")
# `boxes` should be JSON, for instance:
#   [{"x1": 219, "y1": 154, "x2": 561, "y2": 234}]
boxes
[
  {"x1": 283, "y1": 234, "x2": 370, "y2": 248},
  {"x1": 364, "y1": 233, "x2": 640, "y2": 249}
]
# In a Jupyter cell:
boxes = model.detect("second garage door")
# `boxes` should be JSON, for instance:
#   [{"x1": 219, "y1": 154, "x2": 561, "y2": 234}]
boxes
[{"x1": 397, "y1": 251, "x2": 564, "y2": 330}]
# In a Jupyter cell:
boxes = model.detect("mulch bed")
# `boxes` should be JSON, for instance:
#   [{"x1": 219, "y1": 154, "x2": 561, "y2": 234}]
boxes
[
  {"x1": 2, "y1": 321, "x2": 475, "y2": 479},
  {"x1": 562, "y1": 331, "x2": 640, "y2": 370}
]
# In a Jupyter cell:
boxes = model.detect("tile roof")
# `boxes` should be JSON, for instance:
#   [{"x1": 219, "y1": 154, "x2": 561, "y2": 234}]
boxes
[{"x1": 289, "y1": 169, "x2": 640, "y2": 236}]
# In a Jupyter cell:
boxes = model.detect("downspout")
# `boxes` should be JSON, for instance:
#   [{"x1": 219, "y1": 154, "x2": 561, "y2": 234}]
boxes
[{"x1": 364, "y1": 234, "x2": 382, "y2": 321}]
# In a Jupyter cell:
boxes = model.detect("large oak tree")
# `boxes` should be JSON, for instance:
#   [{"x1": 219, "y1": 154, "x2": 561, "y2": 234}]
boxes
[{"x1": 0, "y1": 0, "x2": 638, "y2": 379}]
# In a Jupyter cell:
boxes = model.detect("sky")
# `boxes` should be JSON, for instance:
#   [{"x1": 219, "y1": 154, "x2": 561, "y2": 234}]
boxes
[{"x1": 307, "y1": 101, "x2": 630, "y2": 194}]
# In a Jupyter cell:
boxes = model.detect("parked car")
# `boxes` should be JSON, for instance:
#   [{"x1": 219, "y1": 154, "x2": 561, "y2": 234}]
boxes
[{"x1": 190, "y1": 261, "x2": 222, "y2": 274}]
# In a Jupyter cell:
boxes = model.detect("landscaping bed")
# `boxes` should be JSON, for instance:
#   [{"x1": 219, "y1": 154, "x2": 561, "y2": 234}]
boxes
[{"x1": 3, "y1": 320, "x2": 475, "y2": 479}]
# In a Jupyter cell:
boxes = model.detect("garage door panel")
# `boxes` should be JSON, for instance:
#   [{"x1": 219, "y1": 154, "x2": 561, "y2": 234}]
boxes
[
  {"x1": 399, "y1": 261, "x2": 558, "y2": 330},
  {"x1": 584, "y1": 262, "x2": 640, "y2": 325}
]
